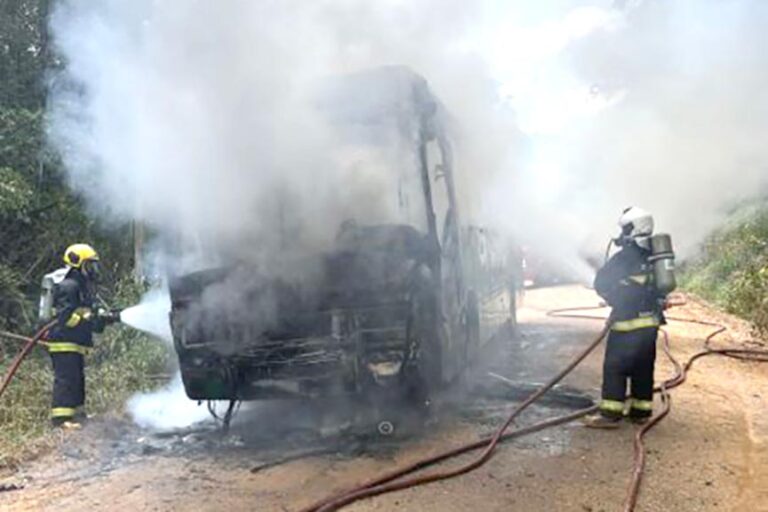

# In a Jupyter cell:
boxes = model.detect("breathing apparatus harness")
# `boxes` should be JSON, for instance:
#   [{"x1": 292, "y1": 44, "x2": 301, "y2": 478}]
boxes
[
  {"x1": 606, "y1": 232, "x2": 677, "y2": 306},
  {"x1": 39, "y1": 267, "x2": 121, "y2": 326},
  {"x1": 606, "y1": 206, "x2": 678, "y2": 311}
]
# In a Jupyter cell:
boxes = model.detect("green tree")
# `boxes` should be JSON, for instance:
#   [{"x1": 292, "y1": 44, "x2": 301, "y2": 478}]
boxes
[
  {"x1": 0, "y1": 0, "x2": 53, "y2": 110},
  {"x1": 0, "y1": 0, "x2": 134, "y2": 331}
]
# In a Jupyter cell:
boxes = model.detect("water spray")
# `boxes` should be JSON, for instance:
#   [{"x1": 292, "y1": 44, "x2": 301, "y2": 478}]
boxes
[{"x1": 119, "y1": 288, "x2": 173, "y2": 341}]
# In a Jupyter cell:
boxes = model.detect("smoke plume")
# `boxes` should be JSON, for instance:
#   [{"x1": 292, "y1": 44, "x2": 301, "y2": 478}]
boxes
[
  {"x1": 117, "y1": 286, "x2": 206, "y2": 429},
  {"x1": 476, "y1": 0, "x2": 768, "y2": 261},
  {"x1": 127, "y1": 374, "x2": 212, "y2": 430},
  {"x1": 48, "y1": 0, "x2": 768, "y2": 276},
  {"x1": 46, "y1": 1, "x2": 768, "y2": 427}
]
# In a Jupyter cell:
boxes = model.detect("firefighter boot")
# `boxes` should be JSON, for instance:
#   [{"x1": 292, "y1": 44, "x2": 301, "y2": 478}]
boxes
[
  {"x1": 581, "y1": 413, "x2": 622, "y2": 429},
  {"x1": 51, "y1": 416, "x2": 82, "y2": 430},
  {"x1": 60, "y1": 420, "x2": 82, "y2": 430}
]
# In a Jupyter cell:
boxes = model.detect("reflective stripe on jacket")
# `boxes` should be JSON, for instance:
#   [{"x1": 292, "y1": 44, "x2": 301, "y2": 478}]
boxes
[
  {"x1": 44, "y1": 270, "x2": 97, "y2": 347},
  {"x1": 40, "y1": 341, "x2": 90, "y2": 355},
  {"x1": 611, "y1": 316, "x2": 660, "y2": 332}
]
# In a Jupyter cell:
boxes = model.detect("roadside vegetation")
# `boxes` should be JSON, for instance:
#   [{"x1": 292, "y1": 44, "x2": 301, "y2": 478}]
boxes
[
  {"x1": 0, "y1": 0, "x2": 171, "y2": 472},
  {"x1": 0, "y1": 280, "x2": 171, "y2": 471},
  {"x1": 2, "y1": 0, "x2": 767, "y2": 476},
  {"x1": 681, "y1": 205, "x2": 768, "y2": 336}
]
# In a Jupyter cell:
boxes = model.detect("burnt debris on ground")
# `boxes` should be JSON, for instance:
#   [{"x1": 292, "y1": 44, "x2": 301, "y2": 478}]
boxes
[{"x1": 2, "y1": 319, "x2": 598, "y2": 493}]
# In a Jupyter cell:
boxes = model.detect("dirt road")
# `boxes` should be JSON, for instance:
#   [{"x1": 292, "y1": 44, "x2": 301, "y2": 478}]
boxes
[{"x1": 2, "y1": 286, "x2": 767, "y2": 512}]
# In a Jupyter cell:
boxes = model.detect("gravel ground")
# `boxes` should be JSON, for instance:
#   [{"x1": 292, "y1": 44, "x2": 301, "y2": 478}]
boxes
[{"x1": 2, "y1": 285, "x2": 766, "y2": 512}]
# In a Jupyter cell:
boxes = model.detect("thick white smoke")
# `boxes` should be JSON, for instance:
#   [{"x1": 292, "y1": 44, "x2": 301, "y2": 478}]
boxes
[
  {"x1": 117, "y1": 286, "x2": 203, "y2": 429},
  {"x1": 46, "y1": 1, "x2": 496, "y2": 273},
  {"x1": 477, "y1": 0, "x2": 768, "y2": 261},
  {"x1": 127, "y1": 374, "x2": 211, "y2": 430},
  {"x1": 47, "y1": 1, "x2": 768, "y2": 268},
  {"x1": 46, "y1": 1, "x2": 768, "y2": 427}
]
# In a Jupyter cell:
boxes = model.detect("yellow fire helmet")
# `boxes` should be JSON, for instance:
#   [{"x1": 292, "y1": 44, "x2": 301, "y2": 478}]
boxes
[{"x1": 63, "y1": 243, "x2": 100, "y2": 269}]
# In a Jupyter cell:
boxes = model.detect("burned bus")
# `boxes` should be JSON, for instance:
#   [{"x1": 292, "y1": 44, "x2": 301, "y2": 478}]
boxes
[{"x1": 168, "y1": 67, "x2": 515, "y2": 428}]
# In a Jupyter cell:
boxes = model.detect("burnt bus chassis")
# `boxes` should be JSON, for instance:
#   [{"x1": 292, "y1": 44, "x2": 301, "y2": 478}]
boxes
[
  {"x1": 171, "y1": 270, "x2": 442, "y2": 430},
  {"x1": 169, "y1": 68, "x2": 484, "y2": 431}
]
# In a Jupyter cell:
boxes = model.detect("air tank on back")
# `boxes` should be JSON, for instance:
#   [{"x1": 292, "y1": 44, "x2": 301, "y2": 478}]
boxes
[
  {"x1": 649, "y1": 234, "x2": 676, "y2": 295},
  {"x1": 38, "y1": 268, "x2": 69, "y2": 322}
]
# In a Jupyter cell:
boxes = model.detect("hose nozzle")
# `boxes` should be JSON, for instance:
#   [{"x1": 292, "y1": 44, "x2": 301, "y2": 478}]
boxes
[
  {"x1": 110, "y1": 308, "x2": 123, "y2": 324},
  {"x1": 97, "y1": 308, "x2": 122, "y2": 325}
]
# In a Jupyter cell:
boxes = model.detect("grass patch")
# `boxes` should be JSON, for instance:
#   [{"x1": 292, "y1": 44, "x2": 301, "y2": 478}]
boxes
[
  {"x1": 0, "y1": 280, "x2": 171, "y2": 471},
  {"x1": 682, "y1": 205, "x2": 768, "y2": 334}
]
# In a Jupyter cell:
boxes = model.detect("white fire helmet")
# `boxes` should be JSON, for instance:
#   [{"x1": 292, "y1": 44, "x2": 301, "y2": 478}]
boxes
[{"x1": 618, "y1": 206, "x2": 654, "y2": 239}]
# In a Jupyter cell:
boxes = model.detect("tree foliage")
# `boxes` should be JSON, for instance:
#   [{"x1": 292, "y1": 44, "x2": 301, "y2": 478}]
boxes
[
  {"x1": 0, "y1": 5, "x2": 171, "y2": 462},
  {"x1": 0, "y1": 0, "x2": 134, "y2": 332},
  {"x1": 682, "y1": 206, "x2": 768, "y2": 335},
  {"x1": 0, "y1": 0, "x2": 52, "y2": 110}
]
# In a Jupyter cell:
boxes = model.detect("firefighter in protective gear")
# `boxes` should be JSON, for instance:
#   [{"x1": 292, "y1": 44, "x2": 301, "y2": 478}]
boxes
[
  {"x1": 583, "y1": 207, "x2": 665, "y2": 429},
  {"x1": 41, "y1": 244, "x2": 119, "y2": 428}
]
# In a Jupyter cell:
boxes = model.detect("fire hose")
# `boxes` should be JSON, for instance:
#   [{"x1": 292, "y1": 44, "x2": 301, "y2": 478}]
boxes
[
  {"x1": 0, "y1": 308, "x2": 123, "y2": 403},
  {"x1": 548, "y1": 308, "x2": 768, "y2": 511},
  {"x1": 300, "y1": 320, "x2": 609, "y2": 512},
  {"x1": 623, "y1": 316, "x2": 768, "y2": 511},
  {"x1": 2, "y1": 309, "x2": 766, "y2": 511},
  {"x1": 0, "y1": 321, "x2": 57, "y2": 402},
  {"x1": 300, "y1": 306, "x2": 768, "y2": 512}
]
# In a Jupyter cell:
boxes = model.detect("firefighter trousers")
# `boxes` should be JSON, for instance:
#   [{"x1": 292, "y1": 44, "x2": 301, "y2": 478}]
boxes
[
  {"x1": 599, "y1": 326, "x2": 658, "y2": 419},
  {"x1": 47, "y1": 347, "x2": 86, "y2": 424}
]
